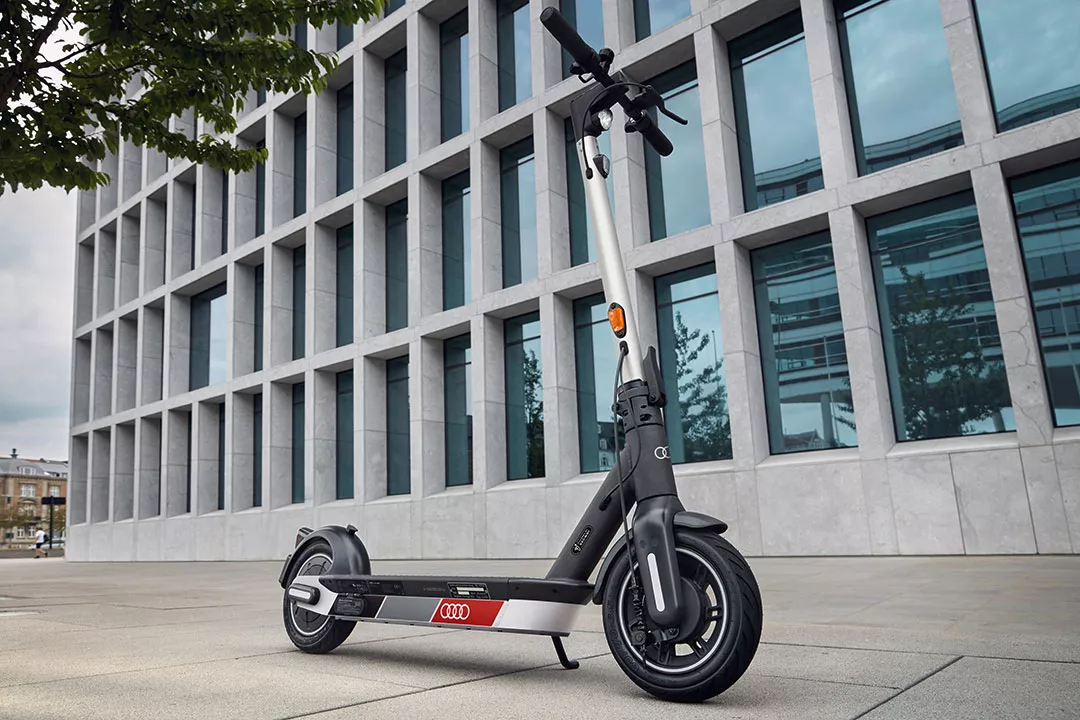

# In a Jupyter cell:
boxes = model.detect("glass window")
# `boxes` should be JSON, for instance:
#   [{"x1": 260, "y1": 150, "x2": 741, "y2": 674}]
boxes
[
  {"x1": 752, "y1": 233, "x2": 858, "y2": 454},
  {"x1": 655, "y1": 265, "x2": 732, "y2": 463},
  {"x1": 643, "y1": 62, "x2": 708, "y2": 241},
  {"x1": 337, "y1": 21, "x2": 352, "y2": 50},
  {"x1": 190, "y1": 283, "x2": 227, "y2": 390},
  {"x1": 574, "y1": 294, "x2": 619, "y2": 473},
  {"x1": 386, "y1": 200, "x2": 409, "y2": 332},
  {"x1": 868, "y1": 192, "x2": 1013, "y2": 441},
  {"x1": 291, "y1": 382, "x2": 305, "y2": 504},
  {"x1": 973, "y1": 0, "x2": 1080, "y2": 132},
  {"x1": 252, "y1": 392, "x2": 262, "y2": 508},
  {"x1": 837, "y1": 0, "x2": 962, "y2": 175},
  {"x1": 385, "y1": 50, "x2": 407, "y2": 171},
  {"x1": 634, "y1": 0, "x2": 690, "y2": 41},
  {"x1": 216, "y1": 406, "x2": 225, "y2": 511},
  {"x1": 293, "y1": 246, "x2": 306, "y2": 360},
  {"x1": 387, "y1": 356, "x2": 411, "y2": 496},
  {"x1": 501, "y1": 138, "x2": 537, "y2": 287},
  {"x1": 337, "y1": 84, "x2": 353, "y2": 194},
  {"x1": 560, "y1": 0, "x2": 603, "y2": 79},
  {"x1": 505, "y1": 312, "x2": 544, "y2": 479},
  {"x1": 730, "y1": 12, "x2": 823, "y2": 212},
  {"x1": 444, "y1": 334, "x2": 473, "y2": 487},
  {"x1": 565, "y1": 117, "x2": 612, "y2": 266},
  {"x1": 336, "y1": 370, "x2": 354, "y2": 500},
  {"x1": 255, "y1": 140, "x2": 265, "y2": 237},
  {"x1": 497, "y1": 0, "x2": 531, "y2": 111},
  {"x1": 20, "y1": 483, "x2": 34, "y2": 498},
  {"x1": 440, "y1": 11, "x2": 469, "y2": 142},
  {"x1": 385, "y1": 0, "x2": 404, "y2": 14},
  {"x1": 1010, "y1": 160, "x2": 1080, "y2": 427},
  {"x1": 254, "y1": 264, "x2": 264, "y2": 372},
  {"x1": 442, "y1": 171, "x2": 471, "y2": 310},
  {"x1": 293, "y1": 113, "x2": 306, "y2": 217},
  {"x1": 336, "y1": 224, "x2": 353, "y2": 347},
  {"x1": 185, "y1": 412, "x2": 193, "y2": 513},
  {"x1": 294, "y1": 23, "x2": 307, "y2": 50}
]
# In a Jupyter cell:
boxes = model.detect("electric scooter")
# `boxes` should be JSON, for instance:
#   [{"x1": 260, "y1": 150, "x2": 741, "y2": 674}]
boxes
[{"x1": 278, "y1": 7, "x2": 762, "y2": 702}]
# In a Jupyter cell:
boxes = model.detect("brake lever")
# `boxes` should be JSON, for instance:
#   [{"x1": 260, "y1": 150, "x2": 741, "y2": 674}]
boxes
[{"x1": 658, "y1": 102, "x2": 688, "y2": 126}]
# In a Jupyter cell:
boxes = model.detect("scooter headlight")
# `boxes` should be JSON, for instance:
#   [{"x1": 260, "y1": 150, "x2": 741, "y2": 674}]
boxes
[{"x1": 597, "y1": 108, "x2": 613, "y2": 131}]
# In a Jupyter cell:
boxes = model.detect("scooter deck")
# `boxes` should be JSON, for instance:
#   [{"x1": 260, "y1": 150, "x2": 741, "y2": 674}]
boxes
[{"x1": 290, "y1": 575, "x2": 593, "y2": 636}]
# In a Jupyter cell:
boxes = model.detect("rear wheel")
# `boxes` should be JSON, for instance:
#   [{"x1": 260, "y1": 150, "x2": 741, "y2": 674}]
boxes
[
  {"x1": 601, "y1": 531, "x2": 761, "y2": 702},
  {"x1": 282, "y1": 540, "x2": 355, "y2": 653}
]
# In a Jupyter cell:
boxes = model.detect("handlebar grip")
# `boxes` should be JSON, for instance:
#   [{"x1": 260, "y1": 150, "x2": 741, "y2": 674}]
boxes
[
  {"x1": 635, "y1": 114, "x2": 674, "y2": 157},
  {"x1": 540, "y1": 7, "x2": 599, "y2": 72}
]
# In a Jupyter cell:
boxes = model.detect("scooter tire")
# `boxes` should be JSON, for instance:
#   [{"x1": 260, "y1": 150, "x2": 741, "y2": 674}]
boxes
[
  {"x1": 282, "y1": 540, "x2": 356, "y2": 653},
  {"x1": 601, "y1": 531, "x2": 762, "y2": 702}
]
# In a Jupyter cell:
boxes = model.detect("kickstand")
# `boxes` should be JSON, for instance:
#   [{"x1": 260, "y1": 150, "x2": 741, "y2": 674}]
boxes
[{"x1": 551, "y1": 636, "x2": 579, "y2": 670}]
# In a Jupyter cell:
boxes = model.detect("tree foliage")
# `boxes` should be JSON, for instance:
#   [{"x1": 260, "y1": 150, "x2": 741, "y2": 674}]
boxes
[
  {"x1": 0, "y1": 501, "x2": 36, "y2": 541},
  {"x1": 890, "y1": 268, "x2": 1009, "y2": 440},
  {"x1": 0, "y1": 0, "x2": 383, "y2": 193},
  {"x1": 670, "y1": 311, "x2": 731, "y2": 461},
  {"x1": 521, "y1": 348, "x2": 545, "y2": 479}
]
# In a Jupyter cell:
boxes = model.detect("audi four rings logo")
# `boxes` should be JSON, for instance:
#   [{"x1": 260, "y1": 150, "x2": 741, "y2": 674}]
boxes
[
  {"x1": 439, "y1": 603, "x2": 471, "y2": 621},
  {"x1": 654, "y1": 446, "x2": 670, "y2": 459}
]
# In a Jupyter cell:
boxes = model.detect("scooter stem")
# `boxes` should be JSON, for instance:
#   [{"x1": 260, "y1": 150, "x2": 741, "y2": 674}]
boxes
[{"x1": 579, "y1": 134, "x2": 645, "y2": 383}]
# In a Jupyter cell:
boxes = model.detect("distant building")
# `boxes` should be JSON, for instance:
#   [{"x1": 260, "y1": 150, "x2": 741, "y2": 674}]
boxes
[{"x1": 0, "y1": 451, "x2": 68, "y2": 548}]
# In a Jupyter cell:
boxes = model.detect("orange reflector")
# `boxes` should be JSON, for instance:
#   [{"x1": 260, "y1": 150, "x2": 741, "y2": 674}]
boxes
[{"x1": 608, "y1": 304, "x2": 627, "y2": 338}]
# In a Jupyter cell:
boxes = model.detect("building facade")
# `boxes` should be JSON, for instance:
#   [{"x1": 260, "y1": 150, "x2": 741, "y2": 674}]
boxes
[
  {"x1": 68, "y1": 0, "x2": 1080, "y2": 561},
  {"x1": 0, "y1": 455, "x2": 68, "y2": 548}
]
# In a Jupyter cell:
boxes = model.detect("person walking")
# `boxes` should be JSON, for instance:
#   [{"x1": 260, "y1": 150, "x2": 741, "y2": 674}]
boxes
[{"x1": 34, "y1": 527, "x2": 48, "y2": 558}]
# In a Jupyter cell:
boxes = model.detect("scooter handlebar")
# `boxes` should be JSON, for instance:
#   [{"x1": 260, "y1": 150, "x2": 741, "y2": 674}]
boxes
[
  {"x1": 540, "y1": 7, "x2": 675, "y2": 158},
  {"x1": 540, "y1": 7, "x2": 600, "y2": 75}
]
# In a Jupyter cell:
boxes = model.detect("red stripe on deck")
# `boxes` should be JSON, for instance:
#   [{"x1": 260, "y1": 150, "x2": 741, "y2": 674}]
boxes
[{"x1": 431, "y1": 599, "x2": 505, "y2": 626}]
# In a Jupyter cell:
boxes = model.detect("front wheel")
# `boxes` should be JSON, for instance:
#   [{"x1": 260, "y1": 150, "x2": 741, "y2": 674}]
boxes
[
  {"x1": 601, "y1": 531, "x2": 762, "y2": 702},
  {"x1": 282, "y1": 540, "x2": 355, "y2": 653}
]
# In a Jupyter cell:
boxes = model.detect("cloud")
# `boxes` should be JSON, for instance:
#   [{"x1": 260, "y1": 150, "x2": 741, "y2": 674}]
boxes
[{"x1": 0, "y1": 186, "x2": 76, "y2": 459}]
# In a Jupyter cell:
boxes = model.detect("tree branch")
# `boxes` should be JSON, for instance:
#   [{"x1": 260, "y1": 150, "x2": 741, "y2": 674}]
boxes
[{"x1": 0, "y1": 0, "x2": 76, "y2": 107}]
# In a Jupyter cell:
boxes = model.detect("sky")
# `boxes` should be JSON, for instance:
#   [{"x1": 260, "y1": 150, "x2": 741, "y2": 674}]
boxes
[{"x1": 0, "y1": 187, "x2": 76, "y2": 460}]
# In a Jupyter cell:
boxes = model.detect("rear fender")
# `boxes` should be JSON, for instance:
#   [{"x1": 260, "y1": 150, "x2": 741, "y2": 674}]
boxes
[
  {"x1": 278, "y1": 525, "x2": 371, "y2": 588},
  {"x1": 590, "y1": 511, "x2": 727, "y2": 604}
]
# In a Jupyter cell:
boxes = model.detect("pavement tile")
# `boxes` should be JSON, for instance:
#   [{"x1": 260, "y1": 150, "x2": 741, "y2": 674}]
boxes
[
  {"x1": 750, "y1": 643, "x2": 955, "y2": 689},
  {"x1": 307, "y1": 654, "x2": 893, "y2": 720},
  {"x1": 0, "y1": 657, "x2": 415, "y2": 720},
  {"x1": 860, "y1": 657, "x2": 1080, "y2": 720}
]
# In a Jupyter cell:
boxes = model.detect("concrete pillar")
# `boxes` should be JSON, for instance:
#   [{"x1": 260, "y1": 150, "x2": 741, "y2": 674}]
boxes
[
  {"x1": 269, "y1": 381, "x2": 293, "y2": 509},
  {"x1": 971, "y1": 164, "x2": 1054, "y2": 447},
  {"x1": 116, "y1": 314, "x2": 138, "y2": 413},
  {"x1": 360, "y1": 357, "x2": 389, "y2": 501},
  {"x1": 472, "y1": 314, "x2": 507, "y2": 490},
  {"x1": 695, "y1": 25, "x2": 744, "y2": 223},
  {"x1": 472, "y1": 141, "x2": 502, "y2": 295},
  {"x1": 231, "y1": 391, "x2": 255, "y2": 512},
  {"x1": 119, "y1": 213, "x2": 140, "y2": 306},
  {"x1": 416, "y1": 336, "x2": 446, "y2": 496},
  {"x1": 312, "y1": 223, "x2": 338, "y2": 354},
  {"x1": 471, "y1": 0, "x2": 498, "y2": 125},
  {"x1": 534, "y1": 109, "x2": 562, "y2": 278},
  {"x1": 195, "y1": 401, "x2": 223, "y2": 514},
  {"x1": 416, "y1": 172, "x2": 444, "y2": 319},
  {"x1": 137, "y1": 416, "x2": 162, "y2": 519},
  {"x1": 269, "y1": 244, "x2": 295, "y2": 367},
  {"x1": 164, "y1": 407, "x2": 191, "y2": 517},
  {"x1": 230, "y1": 262, "x2": 257, "y2": 377},
  {"x1": 360, "y1": 50, "x2": 386, "y2": 182},
  {"x1": 140, "y1": 305, "x2": 164, "y2": 404},
  {"x1": 540, "y1": 293, "x2": 579, "y2": 483},
  {"x1": 940, "y1": 0, "x2": 997, "y2": 144},
  {"x1": 314, "y1": 87, "x2": 337, "y2": 208},
  {"x1": 90, "y1": 428, "x2": 111, "y2": 523},
  {"x1": 312, "y1": 370, "x2": 337, "y2": 505},
  {"x1": 93, "y1": 326, "x2": 113, "y2": 420},
  {"x1": 143, "y1": 196, "x2": 166, "y2": 292},
  {"x1": 801, "y1": 0, "x2": 857, "y2": 188},
  {"x1": 165, "y1": 294, "x2": 190, "y2": 397},
  {"x1": 95, "y1": 227, "x2": 116, "y2": 316},
  {"x1": 359, "y1": 200, "x2": 387, "y2": 338},
  {"x1": 113, "y1": 423, "x2": 135, "y2": 522}
]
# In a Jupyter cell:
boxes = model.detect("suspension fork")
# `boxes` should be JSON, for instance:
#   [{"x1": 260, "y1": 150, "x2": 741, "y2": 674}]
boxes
[{"x1": 579, "y1": 131, "x2": 686, "y2": 629}]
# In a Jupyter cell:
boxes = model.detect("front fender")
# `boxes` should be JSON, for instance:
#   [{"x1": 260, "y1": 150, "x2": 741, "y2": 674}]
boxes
[
  {"x1": 590, "y1": 511, "x2": 727, "y2": 604},
  {"x1": 278, "y1": 525, "x2": 371, "y2": 587}
]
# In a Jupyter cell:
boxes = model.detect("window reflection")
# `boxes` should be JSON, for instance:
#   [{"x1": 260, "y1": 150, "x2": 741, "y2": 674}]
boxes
[
  {"x1": 634, "y1": 0, "x2": 691, "y2": 41},
  {"x1": 730, "y1": 12, "x2": 823, "y2": 212},
  {"x1": 868, "y1": 192, "x2": 1014, "y2": 441},
  {"x1": 837, "y1": 0, "x2": 962, "y2": 175},
  {"x1": 497, "y1": 0, "x2": 531, "y2": 111},
  {"x1": 440, "y1": 11, "x2": 469, "y2": 142},
  {"x1": 190, "y1": 283, "x2": 227, "y2": 390},
  {"x1": 574, "y1": 295, "x2": 619, "y2": 472},
  {"x1": 444, "y1": 335, "x2": 473, "y2": 486},
  {"x1": 442, "y1": 171, "x2": 471, "y2": 310},
  {"x1": 387, "y1": 356, "x2": 411, "y2": 496},
  {"x1": 973, "y1": 0, "x2": 1080, "y2": 132},
  {"x1": 1010, "y1": 160, "x2": 1080, "y2": 427},
  {"x1": 505, "y1": 313, "x2": 544, "y2": 480},
  {"x1": 336, "y1": 370, "x2": 354, "y2": 500},
  {"x1": 655, "y1": 265, "x2": 732, "y2": 463},
  {"x1": 752, "y1": 233, "x2": 857, "y2": 454},
  {"x1": 501, "y1": 138, "x2": 537, "y2": 286},
  {"x1": 386, "y1": 199, "x2": 409, "y2": 332},
  {"x1": 643, "y1": 62, "x2": 708, "y2": 241}
]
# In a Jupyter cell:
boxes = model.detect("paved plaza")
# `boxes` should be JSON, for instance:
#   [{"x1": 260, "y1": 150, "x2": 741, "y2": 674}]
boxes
[{"x1": 2, "y1": 555, "x2": 1079, "y2": 719}]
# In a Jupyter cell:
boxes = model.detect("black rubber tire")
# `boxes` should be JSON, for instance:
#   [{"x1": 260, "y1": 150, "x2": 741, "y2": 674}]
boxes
[
  {"x1": 601, "y1": 531, "x2": 762, "y2": 703},
  {"x1": 282, "y1": 540, "x2": 356, "y2": 653}
]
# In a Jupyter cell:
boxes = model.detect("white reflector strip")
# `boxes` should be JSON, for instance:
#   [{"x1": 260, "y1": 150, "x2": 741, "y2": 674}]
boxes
[{"x1": 647, "y1": 553, "x2": 665, "y2": 612}]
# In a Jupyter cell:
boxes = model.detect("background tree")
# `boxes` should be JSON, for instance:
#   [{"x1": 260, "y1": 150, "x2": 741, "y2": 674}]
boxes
[
  {"x1": 671, "y1": 311, "x2": 731, "y2": 460},
  {"x1": 890, "y1": 268, "x2": 1009, "y2": 440},
  {"x1": 521, "y1": 349, "x2": 545, "y2": 479},
  {"x1": 0, "y1": 503, "x2": 35, "y2": 546},
  {"x1": 1, "y1": 0, "x2": 383, "y2": 193}
]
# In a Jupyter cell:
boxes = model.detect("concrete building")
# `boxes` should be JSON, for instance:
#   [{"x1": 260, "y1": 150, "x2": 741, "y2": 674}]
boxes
[
  {"x1": 67, "y1": 0, "x2": 1080, "y2": 561},
  {"x1": 0, "y1": 453, "x2": 68, "y2": 548}
]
